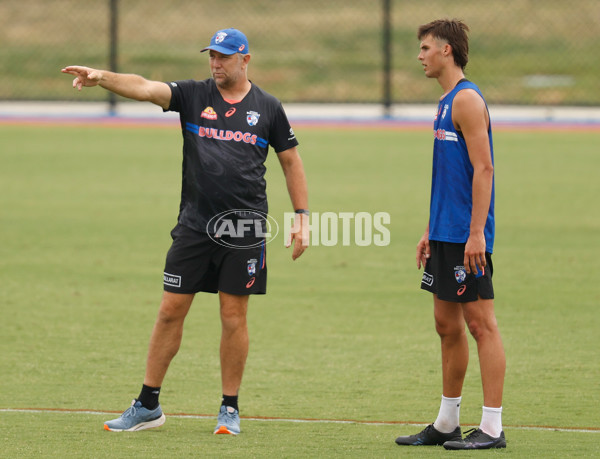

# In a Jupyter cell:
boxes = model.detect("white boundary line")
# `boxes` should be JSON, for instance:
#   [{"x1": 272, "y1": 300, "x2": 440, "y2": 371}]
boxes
[{"x1": 1, "y1": 408, "x2": 598, "y2": 434}]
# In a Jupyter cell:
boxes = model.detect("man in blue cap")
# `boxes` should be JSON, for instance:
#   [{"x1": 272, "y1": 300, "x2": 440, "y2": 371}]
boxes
[{"x1": 62, "y1": 28, "x2": 309, "y2": 436}]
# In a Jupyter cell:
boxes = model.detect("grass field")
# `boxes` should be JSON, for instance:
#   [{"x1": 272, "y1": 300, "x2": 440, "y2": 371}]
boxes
[{"x1": 1, "y1": 123, "x2": 599, "y2": 457}]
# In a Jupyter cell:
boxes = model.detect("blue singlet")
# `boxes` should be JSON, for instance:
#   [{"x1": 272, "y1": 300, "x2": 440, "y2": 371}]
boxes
[{"x1": 429, "y1": 79, "x2": 495, "y2": 253}]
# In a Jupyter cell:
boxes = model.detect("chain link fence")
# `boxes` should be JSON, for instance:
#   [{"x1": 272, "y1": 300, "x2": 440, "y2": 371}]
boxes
[{"x1": 1, "y1": 0, "x2": 599, "y2": 105}]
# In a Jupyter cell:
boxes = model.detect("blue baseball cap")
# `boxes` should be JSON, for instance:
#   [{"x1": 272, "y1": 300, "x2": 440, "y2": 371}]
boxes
[{"x1": 201, "y1": 28, "x2": 249, "y2": 55}]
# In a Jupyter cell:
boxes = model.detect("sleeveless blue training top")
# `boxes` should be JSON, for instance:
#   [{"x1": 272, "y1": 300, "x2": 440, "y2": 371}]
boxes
[{"x1": 429, "y1": 79, "x2": 495, "y2": 253}]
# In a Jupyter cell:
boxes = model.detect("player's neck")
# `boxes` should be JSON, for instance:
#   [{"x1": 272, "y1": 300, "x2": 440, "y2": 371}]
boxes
[
  {"x1": 438, "y1": 67, "x2": 465, "y2": 98},
  {"x1": 217, "y1": 79, "x2": 252, "y2": 102}
]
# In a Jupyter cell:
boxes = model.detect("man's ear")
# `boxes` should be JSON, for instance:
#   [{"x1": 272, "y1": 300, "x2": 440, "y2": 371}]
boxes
[{"x1": 443, "y1": 43, "x2": 452, "y2": 57}]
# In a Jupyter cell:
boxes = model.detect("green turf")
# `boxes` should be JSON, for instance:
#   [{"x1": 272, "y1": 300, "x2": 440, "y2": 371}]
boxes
[
  {"x1": 1, "y1": 125, "x2": 599, "y2": 457},
  {"x1": 2, "y1": 411, "x2": 599, "y2": 458}
]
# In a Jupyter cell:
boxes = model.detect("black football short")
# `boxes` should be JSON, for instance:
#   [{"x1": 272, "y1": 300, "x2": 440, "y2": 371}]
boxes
[
  {"x1": 420, "y1": 240, "x2": 494, "y2": 303},
  {"x1": 163, "y1": 223, "x2": 267, "y2": 295}
]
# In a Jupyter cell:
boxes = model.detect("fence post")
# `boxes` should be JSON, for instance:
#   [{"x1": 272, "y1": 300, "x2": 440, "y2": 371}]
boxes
[
  {"x1": 108, "y1": 0, "x2": 118, "y2": 115},
  {"x1": 382, "y1": 0, "x2": 392, "y2": 118}
]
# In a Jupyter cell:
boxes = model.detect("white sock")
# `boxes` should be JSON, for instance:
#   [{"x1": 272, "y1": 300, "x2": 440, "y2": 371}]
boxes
[
  {"x1": 433, "y1": 395, "x2": 461, "y2": 433},
  {"x1": 480, "y1": 406, "x2": 503, "y2": 438}
]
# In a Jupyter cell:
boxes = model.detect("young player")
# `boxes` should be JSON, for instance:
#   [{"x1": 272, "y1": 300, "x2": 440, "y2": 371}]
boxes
[{"x1": 394, "y1": 19, "x2": 506, "y2": 450}]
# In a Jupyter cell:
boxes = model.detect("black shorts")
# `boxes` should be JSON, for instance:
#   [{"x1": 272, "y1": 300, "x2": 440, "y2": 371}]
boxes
[
  {"x1": 163, "y1": 224, "x2": 267, "y2": 295},
  {"x1": 420, "y1": 240, "x2": 494, "y2": 303}
]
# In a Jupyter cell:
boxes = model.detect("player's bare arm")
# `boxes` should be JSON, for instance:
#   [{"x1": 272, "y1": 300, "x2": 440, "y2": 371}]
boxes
[
  {"x1": 61, "y1": 66, "x2": 172, "y2": 110},
  {"x1": 452, "y1": 89, "x2": 494, "y2": 274},
  {"x1": 278, "y1": 147, "x2": 309, "y2": 260}
]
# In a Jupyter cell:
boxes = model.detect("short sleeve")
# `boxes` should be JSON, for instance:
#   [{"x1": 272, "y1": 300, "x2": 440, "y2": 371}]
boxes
[
  {"x1": 269, "y1": 102, "x2": 299, "y2": 153},
  {"x1": 164, "y1": 80, "x2": 196, "y2": 113}
]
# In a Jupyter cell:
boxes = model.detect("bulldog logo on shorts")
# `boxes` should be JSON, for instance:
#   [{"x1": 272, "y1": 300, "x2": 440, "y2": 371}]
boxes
[
  {"x1": 454, "y1": 266, "x2": 467, "y2": 283},
  {"x1": 247, "y1": 258, "x2": 257, "y2": 276}
]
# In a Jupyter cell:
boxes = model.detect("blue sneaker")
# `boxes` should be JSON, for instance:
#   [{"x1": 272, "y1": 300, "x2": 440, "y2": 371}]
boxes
[
  {"x1": 104, "y1": 399, "x2": 166, "y2": 432},
  {"x1": 213, "y1": 405, "x2": 241, "y2": 435}
]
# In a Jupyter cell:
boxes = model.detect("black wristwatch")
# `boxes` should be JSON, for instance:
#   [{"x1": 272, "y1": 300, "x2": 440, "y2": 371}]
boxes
[{"x1": 294, "y1": 209, "x2": 310, "y2": 215}]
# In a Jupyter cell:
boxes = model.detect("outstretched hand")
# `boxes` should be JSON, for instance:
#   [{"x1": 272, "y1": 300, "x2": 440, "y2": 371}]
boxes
[{"x1": 61, "y1": 66, "x2": 103, "y2": 90}]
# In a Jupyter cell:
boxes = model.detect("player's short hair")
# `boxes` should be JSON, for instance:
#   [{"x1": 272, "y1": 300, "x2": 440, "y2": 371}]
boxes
[{"x1": 418, "y1": 19, "x2": 470, "y2": 70}]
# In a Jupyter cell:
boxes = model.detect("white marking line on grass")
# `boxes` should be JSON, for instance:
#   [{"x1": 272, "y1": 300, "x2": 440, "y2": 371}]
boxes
[{"x1": 1, "y1": 408, "x2": 598, "y2": 434}]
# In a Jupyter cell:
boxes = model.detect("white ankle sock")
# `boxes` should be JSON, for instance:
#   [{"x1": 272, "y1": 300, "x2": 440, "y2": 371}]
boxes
[
  {"x1": 433, "y1": 395, "x2": 461, "y2": 433},
  {"x1": 479, "y1": 406, "x2": 503, "y2": 438}
]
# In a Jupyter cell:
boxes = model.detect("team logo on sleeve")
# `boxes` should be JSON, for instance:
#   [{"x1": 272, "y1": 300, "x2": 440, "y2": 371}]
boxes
[
  {"x1": 201, "y1": 106, "x2": 218, "y2": 120},
  {"x1": 246, "y1": 111, "x2": 260, "y2": 126}
]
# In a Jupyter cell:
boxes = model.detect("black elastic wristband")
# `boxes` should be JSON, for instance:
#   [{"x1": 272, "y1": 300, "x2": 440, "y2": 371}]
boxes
[{"x1": 294, "y1": 209, "x2": 310, "y2": 215}]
